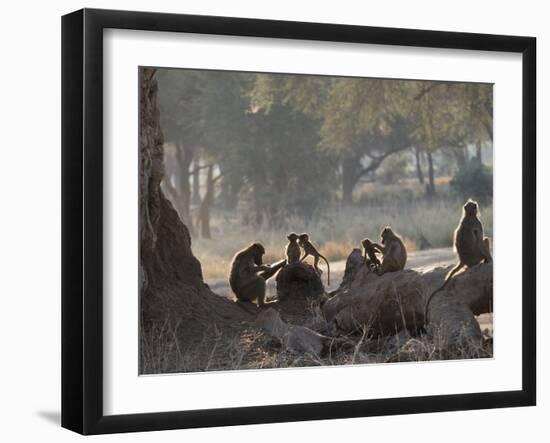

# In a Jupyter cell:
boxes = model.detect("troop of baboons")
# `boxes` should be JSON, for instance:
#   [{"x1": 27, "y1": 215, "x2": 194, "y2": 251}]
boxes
[{"x1": 228, "y1": 199, "x2": 491, "y2": 317}]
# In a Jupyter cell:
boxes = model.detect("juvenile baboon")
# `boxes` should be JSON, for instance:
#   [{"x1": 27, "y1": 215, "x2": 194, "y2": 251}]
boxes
[
  {"x1": 361, "y1": 237, "x2": 382, "y2": 273},
  {"x1": 229, "y1": 242, "x2": 285, "y2": 307},
  {"x1": 375, "y1": 227, "x2": 407, "y2": 275},
  {"x1": 424, "y1": 199, "x2": 492, "y2": 322},
  {"x1": 298, "y1": 233, "x2": 331, "y2": 286},
  {"x1": 285, "y1": 232, "x2": 301, "y2": 265}
]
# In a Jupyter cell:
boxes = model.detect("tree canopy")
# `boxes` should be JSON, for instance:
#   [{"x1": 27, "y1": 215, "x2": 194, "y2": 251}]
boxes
[{"x1": 156, "y1": 68, "x2": 493, "y2": 234}]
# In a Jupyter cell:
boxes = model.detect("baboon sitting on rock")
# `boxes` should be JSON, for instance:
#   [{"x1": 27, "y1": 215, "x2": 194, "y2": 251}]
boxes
[{"x1": 229, "y1": 243, "x2": 286, "y2": 307}]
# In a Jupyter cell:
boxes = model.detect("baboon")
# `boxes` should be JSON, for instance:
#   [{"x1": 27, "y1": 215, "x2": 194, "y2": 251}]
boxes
[
  {"x1": 298, "y1": 233, "x2": 331, "y2": 286},
  {"x1": 424, "y1": 199, "x2": 492, "y2": 323},
  {"x1": 361, "y1": 237, "x2": 382, "y2": 273},
  {"x1": 375, "y1": 227, "x2": 407, "y2": 275},
  {"x1": 229, "y1": 243, "x2": 286, "y2": 307},
  {"x1": 285, "y1": 232, "x2": 301, "y2": 265}
]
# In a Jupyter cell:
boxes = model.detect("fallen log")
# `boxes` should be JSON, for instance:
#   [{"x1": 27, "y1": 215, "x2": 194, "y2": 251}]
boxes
[{"x1": 323, "y1": 252, "x2": 493, "y2": 353}]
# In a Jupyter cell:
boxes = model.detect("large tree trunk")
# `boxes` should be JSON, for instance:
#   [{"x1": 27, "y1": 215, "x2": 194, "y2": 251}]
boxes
[
  {"x1": 191, "y1": 156, "x2": 201, "y2": 205},
  {"x1": 161, "y1": 142, "x2": 195, "y2": 235},
  {"x1": 139, "y1": 68, "x2": 251, "y2": 373},
  {"x1": 453, "y1": 145, "x2": 468, "y2": 170},
  {"x1": 341, "y1": 155, "x2": 361, "y2": 204},
  {"x1": 175, "y1": 142, "x2": 194, "y2": 225},
  {"x1": 414, "y1": 147, "x2": 425, "y2": 185},
  {"x1": 476, "y1": 140, "x2": 483, "y2": 163},
  {"x1": 196, "y1": 164, "x2": 215, "y2": 238},
  {"x1": 426, "y1": 151, "x2": 436, "y2": 196}
]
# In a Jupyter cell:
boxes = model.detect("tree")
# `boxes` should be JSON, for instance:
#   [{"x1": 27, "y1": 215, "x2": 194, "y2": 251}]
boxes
[
  {"x1": 406, "y1": 81, "x2": 493, "y2": 195},
  {"x1": 157, "y1": 70, "x2": 206, "y2": 230},
  {"x1": 139, "y1": 68, "x2": 253, "y2": 373},
  {"x1": 249, "y1": 76, "x2": 416, "y2": 203},
  {"x1": 195, "y1": 164, "x2": 222, "y2": 238},
  {"x1": 249, "y1": 76, "x2": 493, "y2": 201}
]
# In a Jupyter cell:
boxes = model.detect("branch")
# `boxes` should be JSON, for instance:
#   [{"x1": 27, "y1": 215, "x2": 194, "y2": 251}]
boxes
[
  {"x1": 414, "y1": 82, "x2": 448, "y2": 100},
  {"x1": 356, "y1": 143, "x2": 411, "y2": 180}
]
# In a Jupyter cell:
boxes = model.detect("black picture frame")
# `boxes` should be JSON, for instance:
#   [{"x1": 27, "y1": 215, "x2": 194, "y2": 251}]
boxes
[{"x1": 62, "y1": 8, "x2": 536, "y2": 435}]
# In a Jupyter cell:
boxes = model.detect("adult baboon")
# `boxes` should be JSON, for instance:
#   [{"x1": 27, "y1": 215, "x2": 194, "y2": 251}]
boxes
[
  {"x1": 229, "y1": 243, "x2": 286, "y2": 306},
  {"x1": 298, "y1": 233, "x2": 330, "y2": 285},
  {"x1": 375, "y1": 227, "x2": 407, "y2": 275},
  {"x1": 285, "y1": 233, "x2": 301, "y2": 265},
  {"x1": 361, "y1": 237, "x2": 382, "y2": 273},
  {"x1": 424, "y1": 199, "x2": 492, "y2": 322}
]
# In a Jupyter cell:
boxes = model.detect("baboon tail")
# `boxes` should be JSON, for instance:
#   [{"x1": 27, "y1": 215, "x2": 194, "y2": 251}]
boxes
[
  {"x1": 424, "y1": 263, "x2": 463, "y2": 324},
  {"x1": 320, "y1": 255, "x2": 330, "y2": 286},
  {"x1": 424, "y1": 286, "x2": 444, "y2": 325}
]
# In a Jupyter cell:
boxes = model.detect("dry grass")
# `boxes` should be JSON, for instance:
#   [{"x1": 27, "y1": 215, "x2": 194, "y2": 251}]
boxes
[
  {"x1": 141, "y1": 320, "x2": 492, "y2": 374},
  {"x1": 319, "y1": 240, "x2": 357, "y2": 262},
  {"x1": 141, "y1": 297, "x2": 493, "y2": 374}
]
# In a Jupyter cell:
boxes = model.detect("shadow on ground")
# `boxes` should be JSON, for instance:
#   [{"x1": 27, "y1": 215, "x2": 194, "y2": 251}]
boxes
[{"x1": 36, "y1": 410, "x2": 60, "y2": 426}]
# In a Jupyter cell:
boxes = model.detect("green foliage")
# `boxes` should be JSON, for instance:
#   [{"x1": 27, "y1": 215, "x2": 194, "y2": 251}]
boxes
[
  {"x1": 158, "y1": 69, "x2": 338, "y2": 224},
  {"x1": 155, "y1": 67, "x2": 493, "y2": 233},
  {"x1": 450, "y1": 158, "x2": 493, "y2": 203},
  {"x1": 157, "y1": 69, "x2": 206, "y2": 145},
  {"x1": 234, "y1": 103, "x2": 337, "y2": 223}
]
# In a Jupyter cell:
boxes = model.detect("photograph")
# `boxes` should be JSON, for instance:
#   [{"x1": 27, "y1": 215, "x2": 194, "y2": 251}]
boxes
[{"x1": 139, "y1": 67, "x2": 494, "y2": 375}]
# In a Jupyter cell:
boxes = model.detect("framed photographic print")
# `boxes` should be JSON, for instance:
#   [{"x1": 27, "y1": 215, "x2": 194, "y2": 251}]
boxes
[{"x1": 61, "y1": 8, "x2": 536, "y2": 435}]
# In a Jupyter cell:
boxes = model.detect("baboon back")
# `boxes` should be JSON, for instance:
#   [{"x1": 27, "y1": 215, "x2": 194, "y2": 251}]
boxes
[{"x1": 455, "y1": 218, "x2": 485, "y2": 266}]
